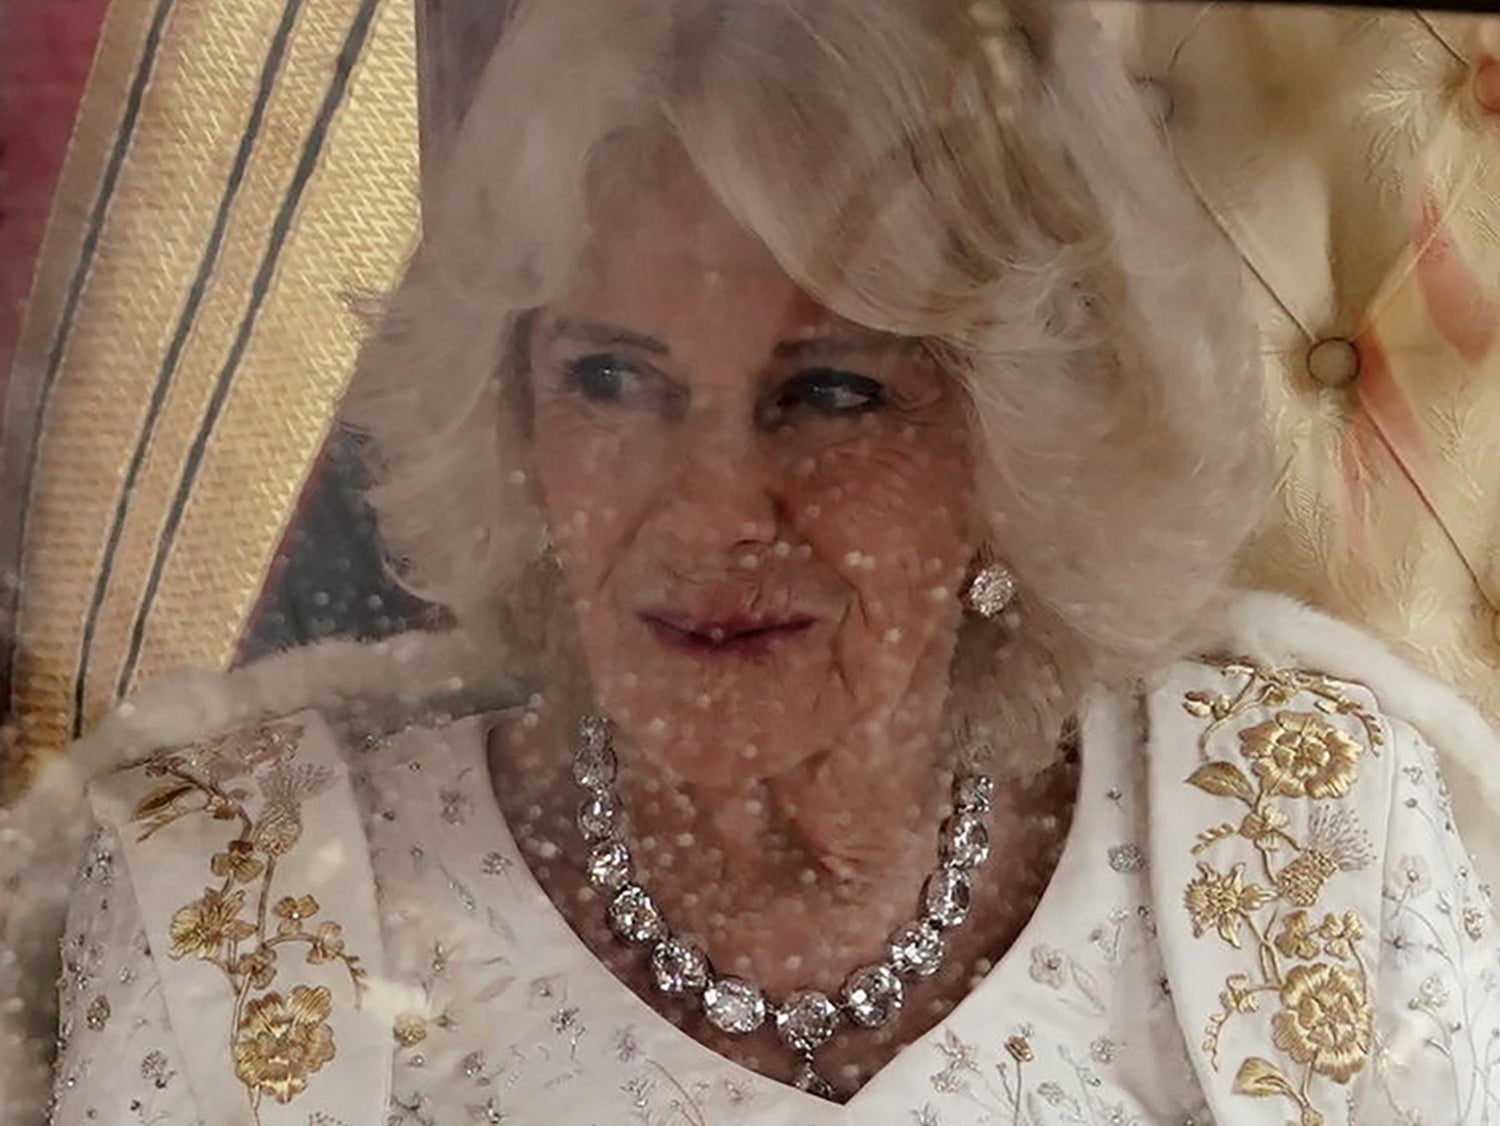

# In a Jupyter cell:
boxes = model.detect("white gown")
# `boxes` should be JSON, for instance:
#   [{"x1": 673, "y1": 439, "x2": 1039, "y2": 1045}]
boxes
[{"x1": 40, "y1": 595, "x2": 1500, "y2": 1125}]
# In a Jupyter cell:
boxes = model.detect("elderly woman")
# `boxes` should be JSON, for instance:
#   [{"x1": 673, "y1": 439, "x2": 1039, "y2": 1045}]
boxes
[{"x1": 6, "y1": 0, "x2": 1500, "y2": 1123}]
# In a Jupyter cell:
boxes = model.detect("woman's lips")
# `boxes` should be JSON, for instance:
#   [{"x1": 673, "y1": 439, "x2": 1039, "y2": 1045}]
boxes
[{"x1": 639, "y1": 611, "x2": 817, "y2": 657}]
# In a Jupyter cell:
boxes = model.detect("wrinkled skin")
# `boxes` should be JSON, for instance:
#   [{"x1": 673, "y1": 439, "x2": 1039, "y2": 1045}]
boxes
[{"x1": 490, "y1": 143, "x2": 1073, "y2": 1092}]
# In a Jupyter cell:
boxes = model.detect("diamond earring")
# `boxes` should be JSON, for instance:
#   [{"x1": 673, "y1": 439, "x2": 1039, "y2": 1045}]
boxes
[{"x1": 961, "y1": 558, "x2": 1016, "y2": 619}]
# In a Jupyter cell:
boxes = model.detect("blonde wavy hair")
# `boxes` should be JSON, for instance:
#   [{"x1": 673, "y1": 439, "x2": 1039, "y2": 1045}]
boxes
[{"x1": 344, "y1": 0, "x2": 1270, "y2": 766}]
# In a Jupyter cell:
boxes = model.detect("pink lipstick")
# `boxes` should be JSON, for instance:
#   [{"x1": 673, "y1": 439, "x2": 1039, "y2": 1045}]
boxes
[{"x1": 639, "y1": 611, "x2": 816, "y2": 657}]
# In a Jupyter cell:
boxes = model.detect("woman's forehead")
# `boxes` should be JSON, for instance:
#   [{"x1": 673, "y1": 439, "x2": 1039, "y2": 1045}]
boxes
[
  {"x1": 567, "y1": 148, "x2": 859, "y2": 342},
  {"x1": 584, "y1": 146, "x2": 781, "y2": 279}
]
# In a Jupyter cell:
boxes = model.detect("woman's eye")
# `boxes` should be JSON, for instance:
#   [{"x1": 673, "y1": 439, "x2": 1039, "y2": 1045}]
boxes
[
  {"x1": 776, "y1": 370, "x2": 888, "y2": 418},
  {"x1": 561, "y1": 354, "x2": 643, "y2": 404}
]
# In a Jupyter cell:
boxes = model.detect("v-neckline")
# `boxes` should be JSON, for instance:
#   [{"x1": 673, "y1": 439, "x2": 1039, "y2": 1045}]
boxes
[{"x1": 441, "y1": 702, "x2": 1104, "y2": 1121}]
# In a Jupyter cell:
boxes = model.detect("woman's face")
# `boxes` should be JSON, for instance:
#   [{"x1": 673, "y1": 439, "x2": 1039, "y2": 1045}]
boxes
[{"x1": 528, "y1": 148, "x2": 979, "y2": 786}]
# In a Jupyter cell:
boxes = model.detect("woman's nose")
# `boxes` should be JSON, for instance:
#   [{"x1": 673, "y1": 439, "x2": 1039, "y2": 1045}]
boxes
[{"x1": 654, "y1": 422, "x2": 781, "y2": 555}]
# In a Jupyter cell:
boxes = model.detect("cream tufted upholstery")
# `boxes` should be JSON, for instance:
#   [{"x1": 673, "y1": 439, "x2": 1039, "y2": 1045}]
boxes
[{"x1": 1096, "y1": 4, "x2": 1500, "y2": 723}]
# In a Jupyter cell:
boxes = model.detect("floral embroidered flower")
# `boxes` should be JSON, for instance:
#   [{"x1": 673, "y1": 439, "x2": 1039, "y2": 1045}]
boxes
[
  {"x1": 1316, "y1": 912, "x2": 1364, "y2": 961},
  {"x1": 140, "y1": 1049, "x2": 174, "y2": 1088},
  {"x1": 1239, "y1": 712, "x2": 1362, "y2": 799},
  {"x1": 1464, "y1": 906, "x2": 1487, "y2": 941},
  {"x1": 168, "y1": 887, "x2": 256, "y2": 959},
  {"x1": 306, "y1": 922, "x2": 345, "y2": 964},
  {"x1": 232, "y1": 985, "x2": 337, "y2": 1104},
  {"x1": 1269, "y1": 963, "x2": 1372, "y2": 1083},
  {"x1": 1090, "y1": 1036, "x2": 1118, "y2": 1064},
  {"x1": 612, "y1": 1026, "x2": 639, "y2": 1062},
  {"x1": 935, "y1": 1028, "x2": 979, "y2": 1073},
  {"x1": 1383, "y1": 918, "x2": 1423, "y2": 966},
  {"x1": 1107, "y1": 843, "x2": 1145, "y2": 873},
  {"x1": 1417, "y1": 974, "x2": 1449, "y2": 1009},
  {"x1": 274, "y1": 894, "x2": 321, "y2": 935},
  {"x1": 392, "y1": 1013, "x2": 428, "y2": 1048},
  {"x1": 1028, "y1": 945, "x2": 1066, "y2": 988},
  {"x1": 236, "y1": 947, "x2": 279, "y2": 989},
  {"x1": 1218, "y1": 972, "x2": 1260, "y2": 1013},
  {"x1": 439, "y1": 788, "x2": 473, "y2": 825},
  {"x1": 210, "y1": 838, "x2": 265, "y2": 884},
  {"x1": 1037, "y1": 1082, "x2": 1066, "y2": 1106},
  {"x1": 85, "y1": 995, "x2": 110, "y2": 1031},
  {"x1": 1004, "y1": 1035, "x2": 1034, "y2": 1063},
  {"x1": 1238, "y1": 805, "x2": 1291, "y2": 851},
  {"x1": 1274, "y1": 911, "x2": 1321, "y2": 960},
  {"x1": 1184, "y1": 863, "x2": 1271, "y2": 947},
  {"x1": 1390, "y1": 855, "x2": 1431, "y2": 898}
]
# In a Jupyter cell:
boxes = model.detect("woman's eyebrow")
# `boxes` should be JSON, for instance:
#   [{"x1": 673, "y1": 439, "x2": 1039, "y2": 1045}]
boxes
[
  {"x1": 549, "y1": 317, "x2": 670, "y2": 355},
  {"x1": 773, "y1": 332, "x2": 911, "y2": 363}
]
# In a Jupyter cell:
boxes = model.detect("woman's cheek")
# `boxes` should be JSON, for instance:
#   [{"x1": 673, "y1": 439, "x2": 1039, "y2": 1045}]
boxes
[
  {"x1": 798, "y1": 445, "x2": 972, "y2": 580},
  {"x1": 535, "y1": 410, "x2": 633, "y2": 538}
]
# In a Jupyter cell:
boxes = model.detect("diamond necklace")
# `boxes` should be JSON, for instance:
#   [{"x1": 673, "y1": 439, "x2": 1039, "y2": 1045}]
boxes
[{"x1": 569, "y1": 714, "x2": 996, "y2": 1100}]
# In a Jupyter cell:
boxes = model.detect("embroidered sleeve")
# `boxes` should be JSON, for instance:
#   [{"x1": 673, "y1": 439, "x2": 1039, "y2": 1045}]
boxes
[
  {"x1": 51, "y1": 825, "x2": 202, "y2": 1125},
  {"x1": 1363, "y1": 717, "x2": 1500, "y2": 1123},
  {"x1": 1158, "y1": 659, "x2": 1386, "y2": 1126}
]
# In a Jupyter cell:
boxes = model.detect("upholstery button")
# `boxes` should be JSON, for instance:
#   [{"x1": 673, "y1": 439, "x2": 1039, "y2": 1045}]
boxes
[
  {"x1": 1476, "y1": 57, "x2": 1500, "y2": 115},
  {"x1": 1307, "y1": 338, "x2": 1360, "y2": 388},
  {"x1": 1134, "y1": 77, "x2": 1175, "y2": 126}
]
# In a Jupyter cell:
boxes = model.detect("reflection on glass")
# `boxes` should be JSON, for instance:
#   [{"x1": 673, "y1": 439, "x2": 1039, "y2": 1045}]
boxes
[{"x1": 4, "y1": 3, "x2": 1500, "y2": 1125}]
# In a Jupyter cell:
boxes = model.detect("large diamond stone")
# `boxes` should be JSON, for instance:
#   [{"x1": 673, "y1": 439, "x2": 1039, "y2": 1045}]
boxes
[
  {"x1": 966, "y1": 566, "x2": 1015, "y2": 616},
  {"x1": 572, "y1": 718, "x2": 617, "y2": 790},
  {"x1": 841, "y1": 964, "x2": 903, "y2": 1028},
  {"x1": 922, "y1": 868, "x2": 971, "y2": 930},
  {"x1": 703, "y1": 978, "x2": 766, "y2": 1034},
  {"x1": 586, "y1": 840, "x2": 632, "y2": 891},
  {"x1": 578, "y1": 793, "x2": 620, "y2": 841},
  {"x1": 940, "y1": 812, "x2": 991, "y2": 870},
  {"x1": 650, "y1": 937, "x2": 709, "y2": 995},
  {"x1": 887, "y1": 920, "x2": 945, "y2": 978},
  {"x1": 608, "y1": 885, "x2": 665, "y2": 944},
  {"x1": 774, "y1": 990, "x2": 841, "y2": 1053},
  {"x1": 952, "y1": 772, "x2": 995, "y2": 813}
]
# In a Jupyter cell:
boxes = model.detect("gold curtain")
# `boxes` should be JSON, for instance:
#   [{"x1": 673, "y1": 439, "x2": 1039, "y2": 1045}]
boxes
[{"x1": 3, "y1": 0, "x2": 420, "y2": 779}]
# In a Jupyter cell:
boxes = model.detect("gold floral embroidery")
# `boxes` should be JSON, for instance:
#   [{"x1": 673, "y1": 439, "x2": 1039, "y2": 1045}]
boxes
[
  {"x1": 1270, "y1": 963, "x2": 1372, "y2": 1083},
  {"x1": 169, "y1": 887, "x2": 257, "y2": 959},
  {"x1": 1003, "y1": 1034, "x2": 1034, "y2": 1064},
  {"x1": 392, "y1": 1012, "x2": 429, "y2": 1048},
  {"x1": 85, "y1": 995, "x2": 111, "y2": 1031},
  {"x1": 1239, "y1": 713, "x2": 1361, "y2": 799},
  {"x1": 120, "y1": 720, "x2": 363, "y2": 1123},
  {"x1": 210, "y1": 838, "x2": 266, "y2": 883},
  {"x1": 1317, "y1": 912, "x2": 1363, "y2": 961},
  {"x1": 1182, "y1": 661, "x2": 1381, "y2": 1125},
  {"x1": 1185, "y1": 863, "x2": 1271, "y2": 946},
  {"x1": 232, "y1": 985, "x2": 337, "y2": 1104},
  {"x1": 1273, "y1": 911, "x2": 1321, "y2": 961}
]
